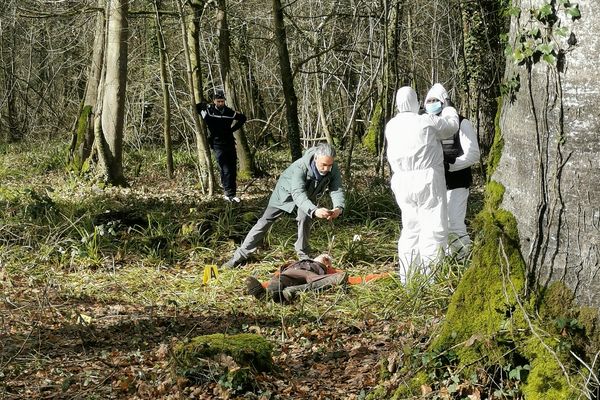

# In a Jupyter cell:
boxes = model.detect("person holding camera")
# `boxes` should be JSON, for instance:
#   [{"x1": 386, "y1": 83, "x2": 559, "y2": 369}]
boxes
[{"x1": 222, "y1": 142, "x2": 345, "y2": 268}]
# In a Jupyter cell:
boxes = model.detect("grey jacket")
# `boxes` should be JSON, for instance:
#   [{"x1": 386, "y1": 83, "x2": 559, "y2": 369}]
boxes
[{"x1": 268, "y1": 147, "x2": 345, "y2": 216}]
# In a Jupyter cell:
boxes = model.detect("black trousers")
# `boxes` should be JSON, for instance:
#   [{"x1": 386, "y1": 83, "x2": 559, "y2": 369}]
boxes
[{"x1": 213, "y1": 144, "x2": 237, "y2": 197}]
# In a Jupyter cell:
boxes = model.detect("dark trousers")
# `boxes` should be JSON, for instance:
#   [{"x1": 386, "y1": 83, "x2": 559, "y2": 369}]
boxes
[
  {"x1": 231, "y1": 206, "x2": 313, "y2": 262},
  {"x1": 213, "y1": 144, "x2": 237, "y2": 197}
]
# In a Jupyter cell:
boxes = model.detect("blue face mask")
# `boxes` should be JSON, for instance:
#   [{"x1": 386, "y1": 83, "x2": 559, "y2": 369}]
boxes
[{"x1": 425, "y1": 101, "x2": 442, "y2": 115}]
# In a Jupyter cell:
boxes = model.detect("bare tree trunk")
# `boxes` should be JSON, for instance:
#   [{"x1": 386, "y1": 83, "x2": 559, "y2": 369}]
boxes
[
  {"x1": 188, "y1": 0, "x2": 206, "y2": 103},
  {"x1": 216, "y1": 0, "x2": 255, "y2": 178},
  {"x1": 177, "y1": 0, "x2": 215, "y2": 194},
  {"x1": 153, "y1": 0, "x2": 174, "y2": 179},
  {"x1": 237, "y1": 22, "x2": 270, "y2": 147},
  {"x1": 0, "y1": 2, "x2": 22, "y2": 142},
  {"x1": 97, "y1": 0, "x2": 128, "y2": 186},
  {"x1": 459, "y1": 0, "x2": 508, "y2": 169},
  {"x1": 376, "y1": 0, "x2": 400, "y2": 175},
  {"x1": 314, "y1": 65, "x2": 334, "y2": 145},
  {"x1": 69, "y1": 0, "x2": 105, "y2": 171},
  {"x1": 272, "y1": 0, "x2": 302, "y2": 160}
]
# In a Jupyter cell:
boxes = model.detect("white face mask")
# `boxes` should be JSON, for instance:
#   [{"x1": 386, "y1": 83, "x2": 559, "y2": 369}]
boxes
[{"x1": 425, "y1": 101, "x2": 442, "y2": 115}]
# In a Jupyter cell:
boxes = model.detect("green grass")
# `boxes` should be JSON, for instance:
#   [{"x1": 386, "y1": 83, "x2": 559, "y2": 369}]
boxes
[{"x1": 0, "y1": 139, "x2": 478, "y2": 399}]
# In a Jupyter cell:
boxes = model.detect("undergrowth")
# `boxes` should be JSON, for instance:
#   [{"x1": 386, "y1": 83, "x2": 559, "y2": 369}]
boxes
[{"x1": 1, "y1": 139, "x2": 475, "y2": 399}]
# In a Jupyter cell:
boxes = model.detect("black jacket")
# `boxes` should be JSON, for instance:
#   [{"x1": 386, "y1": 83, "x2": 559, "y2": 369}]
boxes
[
  {"x1": 442, "y1": 116, "x2": 472, "y2": 189},
  {"x1": 196, "y1": 103, "x2": 247, "y2": 147}
]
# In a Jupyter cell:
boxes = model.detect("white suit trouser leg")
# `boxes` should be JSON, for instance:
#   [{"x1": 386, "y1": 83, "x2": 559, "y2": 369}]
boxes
[
  {"x1": 446, "y1": 187, "x2": 470, "y2": 256},
  {"x1": 393, "y1": 170, "x2": 448, "y2": 283},
  {"x1": 397, "y1": 202, "x2": 420, "y2": 282},
  {"x1": 417, "y1": 194, "x2": 448, "y2": 267}
]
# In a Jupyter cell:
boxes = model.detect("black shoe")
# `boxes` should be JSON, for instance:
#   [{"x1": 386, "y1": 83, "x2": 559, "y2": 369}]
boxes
[{"x1": 245, "y1": 276, "x2": 266, "y2": 300}]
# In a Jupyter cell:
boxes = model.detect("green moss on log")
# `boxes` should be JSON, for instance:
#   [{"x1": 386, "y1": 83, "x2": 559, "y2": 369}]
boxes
[{"x1": 171, "y1": 333, "x2": 273, "y2": 384}]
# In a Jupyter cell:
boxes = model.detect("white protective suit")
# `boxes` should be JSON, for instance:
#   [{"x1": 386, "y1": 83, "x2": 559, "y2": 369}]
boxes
[
  {"x1": 385, "y1": 86, "x2": 459, "y2": 282},
  {"x1": 425, "y1": 84, "x2": 481, "y2": 258}
]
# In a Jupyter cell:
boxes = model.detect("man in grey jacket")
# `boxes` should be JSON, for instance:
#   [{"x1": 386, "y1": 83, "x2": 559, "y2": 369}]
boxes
[{"x1": 222, "y1": 143, "x2": 345, "y2": 268}]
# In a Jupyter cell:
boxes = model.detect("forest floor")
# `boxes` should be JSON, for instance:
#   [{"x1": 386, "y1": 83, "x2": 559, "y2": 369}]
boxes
[{"x1": 0, "y1": 142, "x2": 480, "y2": 399}]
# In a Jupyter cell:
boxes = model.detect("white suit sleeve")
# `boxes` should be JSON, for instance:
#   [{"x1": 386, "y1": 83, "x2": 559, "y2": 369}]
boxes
[
  {"x1": 449, "y1": 118, "x2": 480, "y2": 172},
  {"x1": 433, "y1": 106, "x2": 459, "y2": 140}
]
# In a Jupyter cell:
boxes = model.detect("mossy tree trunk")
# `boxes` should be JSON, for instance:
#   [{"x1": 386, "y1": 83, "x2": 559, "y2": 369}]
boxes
[
  {"x1": 433, "y1": 1, "x2": 599, "y2": 398},
  {"x1": 458, "y1": 0, "x2": 509, "y2": 172},
  {"x1": 372, "y1": 0, "x2": 401, "y2": 176},
  {"x1": 68, "y1": 0, "x2": 105, "y2": 172}
]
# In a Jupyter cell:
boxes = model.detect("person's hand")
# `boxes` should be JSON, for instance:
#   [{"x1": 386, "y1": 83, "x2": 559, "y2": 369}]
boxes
[
  {"x1": 327, "y1": 208, "x2": 342, "y2": 221},
  {"x1": 314, "y1": 208, "x2": 332, "y2": 219},
  {"x1": 195, "y1": 102, "x2": 208, "y2": 113}
]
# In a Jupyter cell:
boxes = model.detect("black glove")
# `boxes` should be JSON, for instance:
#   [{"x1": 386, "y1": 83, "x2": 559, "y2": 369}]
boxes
[{"x1": 195, "y1": 102, "x2": 208, "y2": 114}]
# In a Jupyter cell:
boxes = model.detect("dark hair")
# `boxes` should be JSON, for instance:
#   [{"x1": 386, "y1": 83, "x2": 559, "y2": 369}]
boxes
[{"x1": 213, "y1": 90, "x2": 226, "y2": 100}]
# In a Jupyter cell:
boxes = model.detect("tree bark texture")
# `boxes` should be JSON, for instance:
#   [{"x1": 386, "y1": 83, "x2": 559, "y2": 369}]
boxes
[
  {"x1": 153, "y1": 0, "x2": 174, "y2": 179},
  {"x1": 494, "y1": 0, "x2": 600, "y2": 306},
  {"x1": 216, "y1": 0, "x2": 255, "y2": 178},
  {"x1": 178, "y1": 0, "x2": 215, "y2": 194},
  {"x1": 98, "y1": 0, "x2": 128, "y2": 186},
  {"x1": 272, "y1": 0, "x2": 302, "y2": 161},
  {"x1": 69, "y1": 0, "x2": 106, "y2": 170}
]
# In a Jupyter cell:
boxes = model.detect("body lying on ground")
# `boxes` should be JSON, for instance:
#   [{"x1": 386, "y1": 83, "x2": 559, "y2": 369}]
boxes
[{"x1": 244, "y1": 254, "x2": 388, "y2": 303}]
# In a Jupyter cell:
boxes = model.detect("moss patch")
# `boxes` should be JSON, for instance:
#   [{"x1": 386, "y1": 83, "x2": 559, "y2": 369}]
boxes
[
  {"x1": 431, "y1": 179, "x2": 527, "y2": 367},
  {"x1": 425, "y1": 181, "x2": 589, "y2": 398},
  {"x1": 171, "y1": 333, "x2": 273, "y2": 386},
  {"x1": 486, "y1": 99, "x2": 505, "y2": 179},
  {"x1": 363, "y1": 100, "x2": 383, "y2": 154}
]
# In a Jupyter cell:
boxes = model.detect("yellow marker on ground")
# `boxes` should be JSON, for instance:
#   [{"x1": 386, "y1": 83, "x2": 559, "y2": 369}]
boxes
[{"x1": 202, "y1": 264, "x2": 219, "y2": 284}]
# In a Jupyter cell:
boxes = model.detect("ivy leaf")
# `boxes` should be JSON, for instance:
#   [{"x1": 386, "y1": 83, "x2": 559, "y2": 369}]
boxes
[
  {"x1": 506, "y1": 6, "x2": 521, "y2": 17},
  {"x1": 555, "y1": 26, "x2": 569, "y2": 37},
  {"x1": 512, "y1": 48, "x2": 525, "y2": 64},
  {"x1": 543, "y1": 53, "x2": 556, "y2": 64},
  {"x1": 536, "y1": 43, "x2": 554, "y2": 54},
  {"x1": 509, "y1": 367, "x2": 521, "y2": 380},
  {"x1": 537, "y1": 4, "x2": 553, "y2": 19},
  {"x1": 566, "y1": 4, "x2": 581, "y2": 20}
]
